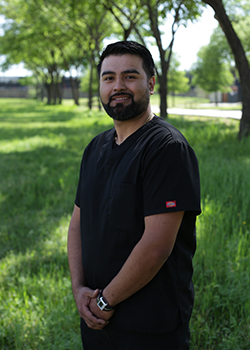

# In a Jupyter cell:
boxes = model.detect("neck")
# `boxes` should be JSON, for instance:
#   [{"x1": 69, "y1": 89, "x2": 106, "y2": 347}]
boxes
[{"x1": 114, "y1": 107, "x2": 153, "y2": 145}]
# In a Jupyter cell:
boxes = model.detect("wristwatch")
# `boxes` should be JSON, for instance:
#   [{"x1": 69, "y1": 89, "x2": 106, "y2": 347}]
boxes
[{"x1": 96, "y1": 290, "x2": 115, "y2": 311}]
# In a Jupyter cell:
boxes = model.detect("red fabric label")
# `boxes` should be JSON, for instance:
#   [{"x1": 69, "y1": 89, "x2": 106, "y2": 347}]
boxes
[{"x1": 166, "y1": 201, "x2": 176, "y2": 208}]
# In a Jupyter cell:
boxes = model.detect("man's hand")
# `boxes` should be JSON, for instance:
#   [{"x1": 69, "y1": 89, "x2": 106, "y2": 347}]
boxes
[
  {"x1": 74, "y1": 287, "x2": 109, "y2": 330},
  {"x1": 89, "y1": 297, "x2": 115, "y2": 323}
]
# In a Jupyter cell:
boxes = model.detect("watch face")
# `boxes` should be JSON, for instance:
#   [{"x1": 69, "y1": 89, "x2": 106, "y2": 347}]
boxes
[
  {"x1": 97, "y1": 296, "x2": 107, "y2": 310},
  {"x1": 98, "y1": 300, "x2": 105, "y2": 308}
]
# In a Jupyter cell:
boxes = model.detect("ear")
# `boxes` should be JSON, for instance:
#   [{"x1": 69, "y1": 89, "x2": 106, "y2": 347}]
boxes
[{"x1": 149, "y1": 76, "x2": 155, "y2": 95}]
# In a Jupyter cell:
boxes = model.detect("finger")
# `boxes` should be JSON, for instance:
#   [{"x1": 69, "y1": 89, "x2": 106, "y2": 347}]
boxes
[
  {"x1": 84, "y1": 316, "x2": 108, "y2": 330},
  {"x1": 86, "y1": 321, "x2": 108, "y2": 330},
  {"x1": 87, "y1": 315, "x2": 107, "y2": 327},
  {"x1": 87, "y1": 321, "x2": 108, "y2": 330},
  {"x1": 80, "y1": 308, "x2": 106, "y2": 327}
]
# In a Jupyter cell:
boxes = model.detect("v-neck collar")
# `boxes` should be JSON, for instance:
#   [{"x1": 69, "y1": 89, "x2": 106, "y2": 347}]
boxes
[
  {"x1": 111, "y1": 116, "x2": 155, "y2": 151},
  {"x1": 105, "y1": 117, "x2": 156, "y2": 172}
]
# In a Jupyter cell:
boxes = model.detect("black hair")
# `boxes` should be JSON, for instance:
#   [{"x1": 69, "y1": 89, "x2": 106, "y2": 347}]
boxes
[{"x1": 97, "y1": 41, "x2": 156, "y2": 79}]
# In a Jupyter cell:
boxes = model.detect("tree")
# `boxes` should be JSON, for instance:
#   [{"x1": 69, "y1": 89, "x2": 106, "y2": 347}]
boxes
[
  {"x1": 103, "y1": 0, "x2": 203, "y2": 118},
  {"x1": 202, "y1": 0, "x2": 250, "y2": 138},
  {"x1": 0, "y1": 0, "x2": 113, "y2": 106},
  {"x1": 192, "y1": 32, "x2": 234, "y2": 105},
  {"x1": 102, "y1": 0, "x2": 144, "y2": 41},
  {"x1": 65, "y1": 0, "x2": 114, "y2": 107},
  {"x1": 231, "y1": 2, "x2": 250, "y2": 63},
  {"x1": 0, "y1": 0, "x2": 70, "y2": 104},
  {"x1": 141, "y1": 0, "x2": 204, "y2": 117},
  {"x1": 168, "y1": 54, "x2": 190, "y2": 106},
  {"x1": 0, "y1": 0, "x2": 68, "y2": 104},
  {"x1": 80, "y1": 67, "x2": 99, "y2": 108}
]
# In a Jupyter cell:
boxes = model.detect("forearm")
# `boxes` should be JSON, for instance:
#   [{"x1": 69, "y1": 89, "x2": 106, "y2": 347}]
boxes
[
  {"x1": 67, "y1": 206, "x2": 85, "y2": 296},
  {"x1": 68, "y1": 205, "x2": 110, "y2": 329},
  {"x1": 103, "y1": 211, "x2": 184, "y2": 307},
  {"x1": 103, "y1": 240, "x2": 166, "y2": 306}
]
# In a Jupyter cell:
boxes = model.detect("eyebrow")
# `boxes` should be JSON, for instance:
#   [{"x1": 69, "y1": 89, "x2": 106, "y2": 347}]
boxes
[{"x1": 101, "y1": 69, "x2": 141, "y2": 77}]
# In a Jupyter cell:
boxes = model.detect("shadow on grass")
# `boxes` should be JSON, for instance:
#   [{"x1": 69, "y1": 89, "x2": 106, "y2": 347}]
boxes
[
  {"x1": 1, "y1": 101, "x2": 250, "y2": 349},
  {"x1": 168, "y1": 115, "x2": 239, "y2": 146},
  {"x1": 0, "y1": 121, "x2": 111, "y2": 260},
  {"x1": 0, "y1": 98, "x2": 43, "y2": 111},
  {"x1": 1, "y1": 111, "x2": 249, "y2": 261},
  {"x1": 0, "y1": 110, "x2": 78, "y2": 124},
  {"x1": 0, "y1": 98, "x2": 77, "y2": 116},
  {"x1": 0, "y1": 108, "x2": 106, "y2": 142}
]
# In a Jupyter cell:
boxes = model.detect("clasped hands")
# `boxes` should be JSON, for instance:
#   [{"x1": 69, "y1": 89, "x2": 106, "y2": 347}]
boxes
[{"x1": 75, "y1": 286, "x2": 114, "y2": 330}]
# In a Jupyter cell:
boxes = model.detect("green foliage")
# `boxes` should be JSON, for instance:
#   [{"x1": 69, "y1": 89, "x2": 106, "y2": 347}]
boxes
[
  {"x1": 233, "y1": 12, "x2": 250, "y2": 64},
  {"x1": 0, "y1": 99, "x2": 249, "y2": 349},
  {"x1": 168, "y1": 54, "x2": 189, "y2": 95},
  {"x1": 0, "y1": 0, "x2": 114, "y2": 84},
  {"x1": 192, "y1": 29, "x2": 235, "y2": 95},
  {"x1": 172, "y1": 114, "x2": 250, "y2": 349},
  {"x1": 168, "y1": 70, "x2": 189, "y2": 94},
  {"x1": 18, "y1": 76, "x2": 37, "y2": 86},
  {"x1": 192, "y1": 6, "x2": 250, "y2": 92},
  {"x1": 0, "y1": 0, "x2": 206, "y2": 112},
  {"x1": 0, "y1": 98, "x2": 113, "y2": 349},
  {"x1": 80, "y1": 68, "x2": 99, "y2": 94}
]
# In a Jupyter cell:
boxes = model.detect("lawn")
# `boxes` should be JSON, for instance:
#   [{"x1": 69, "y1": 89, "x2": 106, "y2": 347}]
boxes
[
  {"x1": 0, "y1": 98, "x2": 249, "y2": 349},
  {"x1": 150, "y1": 93, "x2": 242, "y2": 110}
]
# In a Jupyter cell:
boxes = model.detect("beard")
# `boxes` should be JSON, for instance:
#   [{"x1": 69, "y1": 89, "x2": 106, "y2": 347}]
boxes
[{"x1": 101, "y1": 91, "x2": 150, "y2": 121}]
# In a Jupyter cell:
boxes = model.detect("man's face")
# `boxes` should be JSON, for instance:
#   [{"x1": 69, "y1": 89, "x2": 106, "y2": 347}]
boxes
[{"x1": 99, "y1": 54, "x2": 155, "y2": 121}]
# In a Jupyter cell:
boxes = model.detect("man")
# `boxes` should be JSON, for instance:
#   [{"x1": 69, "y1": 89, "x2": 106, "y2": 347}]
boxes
[{"x1": 68, "y1": 41, "x2": 201, "y2": 350}]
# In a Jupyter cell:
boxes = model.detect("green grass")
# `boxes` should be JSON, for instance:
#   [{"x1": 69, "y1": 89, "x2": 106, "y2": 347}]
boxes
[
  {"x1": 150, "y1": 93, "x2": 242, "y2": 110},
  {"x1": 150, "y1": 93, "x2": 211, "y2": 108},
  {"x1": 171, "y1": 115, "x2": 250, "y2": 349},
  {"x1": 1, "y1": 98, "x2": 250, "y2": 349}
]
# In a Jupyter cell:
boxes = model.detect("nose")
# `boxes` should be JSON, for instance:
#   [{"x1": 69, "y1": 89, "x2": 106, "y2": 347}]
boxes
[{"x1": 113, "y1": 77, "x2": 126, "y2": 92}]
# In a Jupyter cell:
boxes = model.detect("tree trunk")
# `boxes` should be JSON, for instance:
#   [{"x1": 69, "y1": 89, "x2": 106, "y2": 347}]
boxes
[
  {"x1": 56, "y1": 72, "x2": 62, "y2": 105},
  {"x1": 158, "y1": 74, "x2": 168, "y2": 118},
  {"x1": 70, "y1": 76, "x2": 80, "y2": 106},
  {"x1": 98, "y1": 89, "x2": 102, "y2": 111},
  {"x1": 45, "y1": 83, "x2": 51, "y2": 105},
  {"x1": 215, "y1": 91, "x2": 219, "y2": 106},
  {"x1": 56, "y1": 82, "x2": 62, "y2": 105},
  {"x1": 49, "y1": 72, "x2": 56, "y2": 105},
  {"x1": 203, "y1": 0, "x2": 250, "y2": 139},
  {"x1": 88, "y1": 60, "x2": 93, "y2": 110},
  {"x1": 172, "y1": 92, "x2": 175, "y2": 107},
  {"x1": 52, "y1": 83, "x2": 57, "y2": 105}
]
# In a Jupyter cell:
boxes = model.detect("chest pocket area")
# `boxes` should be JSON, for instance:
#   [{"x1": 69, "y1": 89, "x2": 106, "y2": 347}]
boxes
[{"x1": 108, "y1": 183, "x2": 144, "y2": 232}]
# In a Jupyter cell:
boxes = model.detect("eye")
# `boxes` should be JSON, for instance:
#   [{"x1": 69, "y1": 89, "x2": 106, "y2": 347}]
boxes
[
  {"x1": 104, "y1": 76, "x2": 114, "y2": 81},
  {"x1": 126, "y1": 75, "x2": 136, "y2": 80}
]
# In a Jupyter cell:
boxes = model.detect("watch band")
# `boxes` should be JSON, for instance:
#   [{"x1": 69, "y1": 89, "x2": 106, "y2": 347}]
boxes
[{"x1": 96, "y1": 290, "x2": 115, "y2": 312}]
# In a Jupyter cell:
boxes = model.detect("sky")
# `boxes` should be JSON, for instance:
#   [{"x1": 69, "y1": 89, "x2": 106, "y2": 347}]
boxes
[
  {"x1": 0, "y1": 6, "x2": 218, "y2": 77},
  {"x1": 172, "y1": 6, "x2": 218, "y2": 70}
]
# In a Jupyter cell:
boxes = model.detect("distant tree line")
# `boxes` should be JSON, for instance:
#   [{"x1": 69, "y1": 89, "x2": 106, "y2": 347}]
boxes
[{"x1": 0, "y1": 0, "x2": 249, "y2": 138}]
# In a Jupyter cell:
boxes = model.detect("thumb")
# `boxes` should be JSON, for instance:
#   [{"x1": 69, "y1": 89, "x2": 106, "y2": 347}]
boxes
[
  {"x1": 85, "y1": 288, "x2": 99, "y2": 299},
  {"x1": 83, "y1": 287, "x2": 99, "y2": 299},
  {"x1": 92, "y1": 288, "x2": 100, "y2": 298}
]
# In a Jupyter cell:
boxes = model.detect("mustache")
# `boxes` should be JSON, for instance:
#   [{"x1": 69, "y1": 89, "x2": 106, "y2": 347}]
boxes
[{"x1": 109, "y1": 92, "x2": 133, "y2": 104}]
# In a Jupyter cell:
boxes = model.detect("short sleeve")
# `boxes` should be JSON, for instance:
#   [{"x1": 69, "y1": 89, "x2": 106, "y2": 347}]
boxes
[
  {"x1": 75, "y1": 155, "x2": 84, "y2": 208},
  {"x1": 75, "y1": 178, "x2": 81, "y2": 208},
  {"x1": 142, "y1": 141, "x2": 201, "y2": 216}
]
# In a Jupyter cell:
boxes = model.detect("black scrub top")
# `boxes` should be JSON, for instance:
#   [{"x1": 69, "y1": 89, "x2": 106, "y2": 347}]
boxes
[{"x1": 75, "y1": 116, "x2": 201, "y2": 333}]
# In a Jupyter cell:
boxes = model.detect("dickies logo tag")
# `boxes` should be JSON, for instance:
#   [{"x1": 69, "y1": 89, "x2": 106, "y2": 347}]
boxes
[{"x1": 166, "y1": 201, "x2": 176, "y2": 208}]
